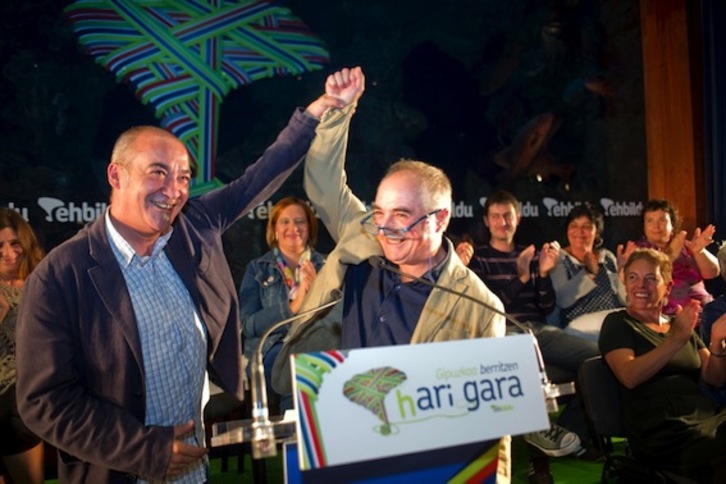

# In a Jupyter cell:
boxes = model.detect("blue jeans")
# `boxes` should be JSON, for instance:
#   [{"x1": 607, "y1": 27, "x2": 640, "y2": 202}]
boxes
[{"x1": 531, "y1": 322, "x2": 600, "y2": 442}]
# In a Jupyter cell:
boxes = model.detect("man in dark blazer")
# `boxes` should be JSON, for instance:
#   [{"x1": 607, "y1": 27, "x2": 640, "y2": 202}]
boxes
[{"x1": 14, "y1": 72, "x2": 354, "y2": 483}]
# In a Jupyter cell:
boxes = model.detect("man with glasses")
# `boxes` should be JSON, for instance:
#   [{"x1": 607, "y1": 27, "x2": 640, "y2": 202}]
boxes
[{"x1": 272, "y1": 68, "x2": 511, "y2": 481}]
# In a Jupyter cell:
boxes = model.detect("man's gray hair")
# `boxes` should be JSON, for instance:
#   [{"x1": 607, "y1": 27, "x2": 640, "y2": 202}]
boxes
[{"x1": 383, "y1": 159, "x2": 452, "y2": 213}]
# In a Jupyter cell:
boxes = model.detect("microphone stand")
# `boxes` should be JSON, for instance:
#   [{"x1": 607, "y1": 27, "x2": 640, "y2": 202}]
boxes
[
  {"x1": 368, "y1": 256, "x2": 574, "y2": 412},
  {"x1": 211, "y1": 292, "x2": 343, "y2": 458}
]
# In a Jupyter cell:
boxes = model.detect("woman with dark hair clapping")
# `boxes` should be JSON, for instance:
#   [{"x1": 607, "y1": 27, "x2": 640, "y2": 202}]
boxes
[
  {"x1": 621, "y1": 199, "x2": 719, "y2": 316},
  {"x1": 550, "y1": 202, "x2": 625, "y2": 337}
]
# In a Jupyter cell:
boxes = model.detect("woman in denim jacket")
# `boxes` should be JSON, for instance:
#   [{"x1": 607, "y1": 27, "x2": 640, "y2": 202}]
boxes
[{"x1": 239, "y1": 196, "x2": 325, "y2": 411}]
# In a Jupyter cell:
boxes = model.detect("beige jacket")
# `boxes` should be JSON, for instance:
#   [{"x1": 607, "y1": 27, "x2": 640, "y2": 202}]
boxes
[{"x1": 271, "y1": 104, "x2": 511, "y2": 482}]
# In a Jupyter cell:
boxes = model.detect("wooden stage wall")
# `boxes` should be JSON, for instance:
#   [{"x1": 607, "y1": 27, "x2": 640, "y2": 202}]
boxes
[{"x1": 640, "y1": 0, "x2": 706, "y2": 231}]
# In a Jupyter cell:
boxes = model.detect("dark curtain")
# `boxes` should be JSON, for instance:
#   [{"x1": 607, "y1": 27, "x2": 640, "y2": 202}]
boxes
[{"x1": 702, "y1": 0, "x2": 726, "y2": 232}]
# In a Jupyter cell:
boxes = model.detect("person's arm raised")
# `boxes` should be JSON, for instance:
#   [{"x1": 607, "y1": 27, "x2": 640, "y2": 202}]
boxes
[{"x1": 303, "y1": 67, "x2": 366, "y2": 241}]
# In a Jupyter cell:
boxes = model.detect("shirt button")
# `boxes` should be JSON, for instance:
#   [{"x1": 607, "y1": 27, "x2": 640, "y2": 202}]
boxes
[{"x1": 380, "y1": 316, "x2": 386, "y2": 322}]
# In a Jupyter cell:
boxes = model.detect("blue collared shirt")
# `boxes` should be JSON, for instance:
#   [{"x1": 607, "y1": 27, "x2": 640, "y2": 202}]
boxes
[
  {"x1": 341, "y1": 257, "x2": 443, "y2": 349},
  {"x1": 106, "y1": 212, "x2": 209, "y2": 483}
]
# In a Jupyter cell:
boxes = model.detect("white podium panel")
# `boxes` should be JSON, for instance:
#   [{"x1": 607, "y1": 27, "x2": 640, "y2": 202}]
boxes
[{"x1": 291, "y1": 333, "x2": 549, "y2": 472}]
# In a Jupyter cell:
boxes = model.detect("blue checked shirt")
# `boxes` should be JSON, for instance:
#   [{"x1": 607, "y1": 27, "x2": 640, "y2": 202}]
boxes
[{"x1": 107, "y1": 212, "x2": 209, "y2": 483}]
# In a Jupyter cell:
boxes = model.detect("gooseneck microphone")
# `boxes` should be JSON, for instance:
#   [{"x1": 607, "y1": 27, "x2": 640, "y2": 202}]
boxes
[
  {"x1": 368, "y1": 256, "x2": 574, "y2": 412},
  {"x1": 368, "y1": 256, "x2": 533, "y2": 333},
  {"x1": 211, "y1": 290, "x2": 343, "y2": 459}
]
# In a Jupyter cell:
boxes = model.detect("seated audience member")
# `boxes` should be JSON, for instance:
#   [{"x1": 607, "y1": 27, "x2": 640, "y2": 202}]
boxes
[
  {"x1": 272, "y1": 68, "x2": 512, "y2": 482},
  {"x1": 702, "y1": 242, "x2": 726, "y2": 347},
  {"x1": 456, "y1": 190, "x2": 599, "y2": 480},
  {"x1": 703, "y1": 242, "x2": 726, "y2": 334},
  {"x1": 549, "y1": 203, "x2": 625, "y2": 340},
  {"x1": 699, "y1": 242, "x2": 726, "y2": 405},
  {"x1": 700, "y1": 302, "x2": 726, "y2": 406},
  {"x1": 619, "y1": 199, "x2": 719, "y2": 316},
  {"x1": 600, "y1": 248, "x2": 726, "y2": 481},
  {"x1": 0, "y1": 208, "x2": 45, "y2": 484},
  {"x1": 239, "y1": 196, "x2": 325, "y2": 412}
]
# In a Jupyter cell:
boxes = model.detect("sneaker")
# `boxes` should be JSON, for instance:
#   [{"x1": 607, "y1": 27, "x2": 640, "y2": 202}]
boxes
[
  {"x1": 573, "y1": 446, "x2": 604, "y2": 461},
  {"x1": 527, "y1": 455, "x2": 554, "y2": 484},
  {"x1": 524, "y1": 423, "x2": 582, "y2": 457}
]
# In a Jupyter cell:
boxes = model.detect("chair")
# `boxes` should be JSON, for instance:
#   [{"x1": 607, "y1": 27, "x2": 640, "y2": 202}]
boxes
[{"x1": 578, "y1": 356, "x2": 693, "y2": 484}]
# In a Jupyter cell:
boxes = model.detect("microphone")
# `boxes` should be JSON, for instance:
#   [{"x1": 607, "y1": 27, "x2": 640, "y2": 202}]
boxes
[
  {"x1": 368, "y1": 256, "x2": 532, "y2": 334},
  {"x1": 210, "y1": 290, "x2": 343, "y2": 459},
  {"x1": 368, "y1": 256, "x2": 574, "y2": 412}
]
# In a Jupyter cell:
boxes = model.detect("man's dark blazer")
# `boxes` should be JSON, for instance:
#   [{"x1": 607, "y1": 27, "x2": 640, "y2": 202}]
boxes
[{"x1": 15, "y1": 110, "x2": 318, "y2": 483}]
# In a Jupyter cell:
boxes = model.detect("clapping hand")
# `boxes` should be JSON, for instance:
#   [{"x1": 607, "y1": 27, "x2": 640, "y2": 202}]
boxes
[
  {"x1": 616, "y1": 240, "x2": 637, "y2": 271},
  {"x1": 517, "y1": 245, "x2": 536, "y2": 283},
  {"x1": 685, "y1": 224, "x2": 716, "y2": 255},
  {"x1": 583, "y1": 249, "x2": 599, "y2": 275},
  {"x1": 710, "y1": 313, "x2": 726, "y2": 356},
  {"x1": 290, "y1": 259, "x2": 318, "y2": 314},
  {"x1": 538, "y1": 241, "x2": 560, "y2": 276},
  {"x1": 667, "y1": 230, "x2": 688, "y2": 261},
  {"x1": 455, "y1": 241, "x2": 474, "y2": 266},
  {"x1": 671, "y1": 299, "x2": 702, "y2": 343}
]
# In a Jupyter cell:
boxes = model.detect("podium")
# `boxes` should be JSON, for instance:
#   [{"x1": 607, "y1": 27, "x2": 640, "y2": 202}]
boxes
[{"x1": 212, "y1": 334, "x2": 568, "y2": 482}]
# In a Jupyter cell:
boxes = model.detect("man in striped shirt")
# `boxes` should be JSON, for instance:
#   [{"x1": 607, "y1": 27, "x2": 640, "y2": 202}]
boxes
[{"x1": 456, "y1": 190, "x2": 599, "y2": 481}]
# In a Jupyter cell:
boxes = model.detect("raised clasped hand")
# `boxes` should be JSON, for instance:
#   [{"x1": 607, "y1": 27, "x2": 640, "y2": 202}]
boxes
[
  {"x1": 305, "y1": 66, "x2": 365, "y2": 119},
  {"x1": 325, "y1": 66, "x2": 365, "y2": 106}
]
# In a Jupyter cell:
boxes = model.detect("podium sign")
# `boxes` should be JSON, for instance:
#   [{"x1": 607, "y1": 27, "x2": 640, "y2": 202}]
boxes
[{"x1": 291, "y1": 334, "x2": 549, "y2": 471}]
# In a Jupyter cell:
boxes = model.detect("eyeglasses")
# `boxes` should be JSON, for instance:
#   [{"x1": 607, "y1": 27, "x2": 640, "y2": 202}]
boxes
[{"x1": 360, "y1": 209, "x2": 443, "y2": 240}]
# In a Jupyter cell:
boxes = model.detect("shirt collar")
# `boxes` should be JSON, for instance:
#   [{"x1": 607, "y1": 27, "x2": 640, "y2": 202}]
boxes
[
  {"x1": 384, "y1": 244, "x2": 447, "y2": 284},
  {"x1": 105, "y1": 209, "x2": 173, "y2": 266}
]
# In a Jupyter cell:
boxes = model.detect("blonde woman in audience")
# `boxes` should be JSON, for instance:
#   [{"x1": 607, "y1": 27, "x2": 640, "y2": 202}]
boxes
[
  {"x1": 239, "y1": 196, "x2": 325, "y2": 412},
  {"x1": 600, "y1": 248, "x2": 726, "y2": 482}
]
